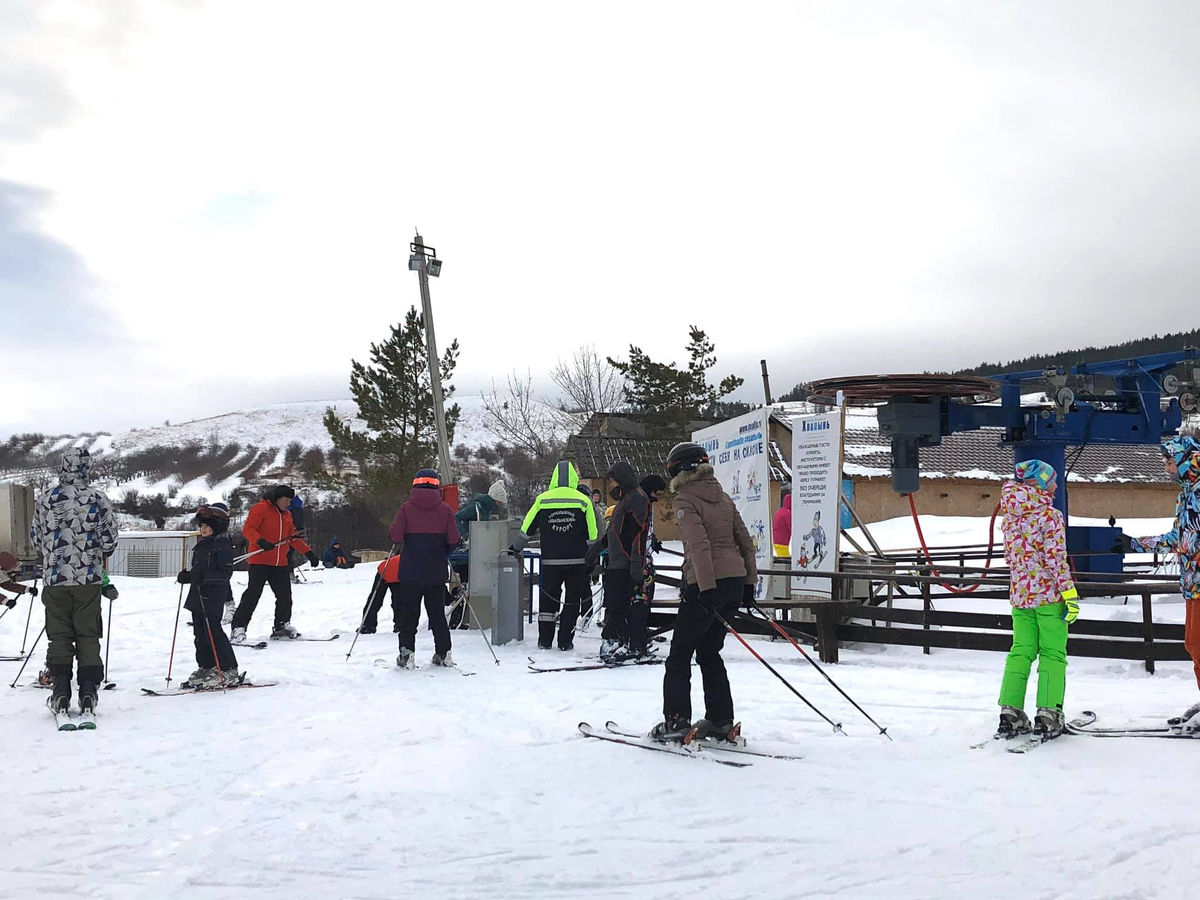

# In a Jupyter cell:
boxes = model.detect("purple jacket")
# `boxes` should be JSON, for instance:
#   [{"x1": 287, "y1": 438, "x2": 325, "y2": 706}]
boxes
[{"x1": 389, "y1": 487, "x2": 461, "y2": 587}]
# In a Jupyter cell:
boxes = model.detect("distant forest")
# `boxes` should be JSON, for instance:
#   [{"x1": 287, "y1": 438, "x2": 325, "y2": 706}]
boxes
[{"x1": 779, "y1": 328, "x2": 1200, "y2": 401}]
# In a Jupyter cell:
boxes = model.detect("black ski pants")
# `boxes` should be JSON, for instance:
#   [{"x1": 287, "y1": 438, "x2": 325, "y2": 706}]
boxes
[
  {"x1": 232, "y1": 565, "x2": 293, "y2": 631},
  {"x1": 190, "y1": 603, "x2": 239, "y2": 672},
  {"x1": 537, "y1": 564, "x2": 590, "y2": 648},
  {"x1": 394, "y1": 583, "x2": 452, "y2": 657},
  {"x1": 360, "y1": 575, "x2": 398, "y2": 633},
  {"x1": 601, "y1": 569, "x2": 649, "y2": 652},
  {"x1": 662, "y1": 578, "x2": 742, "y2": 723}
]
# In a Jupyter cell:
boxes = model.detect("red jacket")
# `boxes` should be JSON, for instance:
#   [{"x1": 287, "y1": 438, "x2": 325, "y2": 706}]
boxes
[
  {"x1": 773, "y1": 494, "x2": 792, "y2": 547},
  {"x1": 242, "y1": 499, "x2": 313, "y2": 567}
]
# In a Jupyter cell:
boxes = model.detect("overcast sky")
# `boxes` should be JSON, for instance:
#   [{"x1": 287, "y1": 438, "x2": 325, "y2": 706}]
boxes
[{"x1": 4, "y1": 1, "x2": 1200, "y2": 437}]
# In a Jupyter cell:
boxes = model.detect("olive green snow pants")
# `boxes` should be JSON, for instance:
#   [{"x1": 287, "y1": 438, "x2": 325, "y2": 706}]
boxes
[
  {"x1": 43, "y1": 585, "x2": 104, "y2": 671},
  {"x1": 998, "y1": 602, "x2": 1068, "y2": 712}
]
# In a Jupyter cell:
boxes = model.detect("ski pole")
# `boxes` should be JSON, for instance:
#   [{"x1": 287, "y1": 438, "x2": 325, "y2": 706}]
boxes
[
  {"x1": 0, "y1": 606, "x2": 9, "y2": 624},
  {"x1": 345, "y1": 544, "x2": 398, "y2": 661},
  {"x1": 195, "y1": 586, "x2": 227, "y2": 694},
  {"x1": 714, "y1": 610, "x2": 845, "y2": 735},
  {"x1": 9, "y1": 626, "x2": 45, "y2": 688},
  {"x1": 166, "y1": 582, "x2": 184, "y2": 685},
  {"x1": 463, "y1": 588, "x2": 500, "y2": 665},
  {"x1": 102, "y1": 597, "x2": 114, "y2": 688},
  {"x1": 748, "y1": 601, "x2": 890, "y2": 740},
  {"x1": 19, "y1": 576, "x2": 38, "y2": 654}
]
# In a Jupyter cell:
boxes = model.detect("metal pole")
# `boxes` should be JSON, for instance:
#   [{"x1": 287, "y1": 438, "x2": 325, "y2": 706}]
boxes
[
  {"x1": 414, "y1": 231, "x2": 453, "y2": 482},
  {"x1": 760, "y1": 359, "x2": 774, "y2": 406}
]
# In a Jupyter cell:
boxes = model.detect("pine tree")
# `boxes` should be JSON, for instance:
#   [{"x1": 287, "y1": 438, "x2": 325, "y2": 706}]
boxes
[
  {"x1": 323, "y1": 307, "x2": 460, "y2": 520},
  {"x1": 608, "y1": 326, "x2": 744, "y2": 437}
]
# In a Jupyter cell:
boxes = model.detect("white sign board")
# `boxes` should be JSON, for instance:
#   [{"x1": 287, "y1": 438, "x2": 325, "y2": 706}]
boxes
[
  {"x1": 692, "y1": 409, "x2": 772, "y2": 600},
  {"x1": 790, "y1": 409, "x2": 844, "y2": 598}
]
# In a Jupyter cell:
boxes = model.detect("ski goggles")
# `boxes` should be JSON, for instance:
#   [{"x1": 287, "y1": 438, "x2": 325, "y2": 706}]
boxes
[{"x1": 195, "y1": 505, "x2": 230, "y2": 521}]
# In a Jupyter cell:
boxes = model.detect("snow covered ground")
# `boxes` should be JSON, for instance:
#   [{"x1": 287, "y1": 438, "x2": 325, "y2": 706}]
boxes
[{"x1": 2, "y1": 543, "x2": 1198, "y2": 899}]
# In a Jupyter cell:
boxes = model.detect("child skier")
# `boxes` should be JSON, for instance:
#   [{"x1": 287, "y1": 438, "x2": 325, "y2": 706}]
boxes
[
  {"x1": 177, "y1": 504, "x2": 241, "y2": 688},
  {"x1": 0, "y1": 551, "x2": 35, "y2": 608},
  {"x1": 1124, "y1": 435, "x2": 1200, "y2": 732},
  {"x1": 996, "y1": 459, "x2": 1079, "y2": 740}
]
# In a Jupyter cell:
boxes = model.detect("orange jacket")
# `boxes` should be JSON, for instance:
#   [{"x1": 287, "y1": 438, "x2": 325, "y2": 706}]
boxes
[
  {"x1": 242, "y1": 499, "x2": 313, "y2": 567},
  {"x1": 377, "y1": 554, "x2": 401, "y2": 583}
]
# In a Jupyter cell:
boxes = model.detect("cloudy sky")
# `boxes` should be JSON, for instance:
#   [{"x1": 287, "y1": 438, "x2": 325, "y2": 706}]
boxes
[{"x1": 4, "y1": 1, "x2": 1200, "y2": 437}]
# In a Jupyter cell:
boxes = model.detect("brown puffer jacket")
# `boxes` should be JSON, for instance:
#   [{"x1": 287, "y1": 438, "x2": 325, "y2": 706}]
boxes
[{"x1": 671, "y1": 464, "x2": 757, "y2": 592}]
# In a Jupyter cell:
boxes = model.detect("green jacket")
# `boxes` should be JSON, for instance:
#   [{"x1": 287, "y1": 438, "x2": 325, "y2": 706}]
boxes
[{"x1": 514, "y1": 461, "x2": 598, "y2": 566}]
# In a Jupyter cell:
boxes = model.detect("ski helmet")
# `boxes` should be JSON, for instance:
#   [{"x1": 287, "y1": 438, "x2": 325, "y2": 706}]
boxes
[
  {"x1": 413, "y1": 468, "x2": 441, "y2": 488},
  {"x1": 666, "y1": 442, "x2": 710, "y2": 478}
]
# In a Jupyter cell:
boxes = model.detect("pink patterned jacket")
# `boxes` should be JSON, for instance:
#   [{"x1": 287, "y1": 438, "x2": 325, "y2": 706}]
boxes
[{"x1": 1000, "y1": 479, "x2": 1075, "y2": 610}]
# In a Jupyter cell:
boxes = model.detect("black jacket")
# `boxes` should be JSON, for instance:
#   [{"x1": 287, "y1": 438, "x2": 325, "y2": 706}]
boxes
[
  {"x1": 586, "y1": 461, "x2": 649, "y2": 579},
  {"x1": 184, "y1": 532, "x2": 235, "y2": 613}
]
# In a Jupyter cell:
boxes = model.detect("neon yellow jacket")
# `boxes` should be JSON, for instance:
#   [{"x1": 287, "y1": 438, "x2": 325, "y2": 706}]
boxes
[{"x1": 515, "y1": 461, "x2": 598, "y2": 566}]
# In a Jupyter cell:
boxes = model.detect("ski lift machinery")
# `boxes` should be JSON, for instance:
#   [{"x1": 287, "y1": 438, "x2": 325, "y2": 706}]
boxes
[{"x1": 806, "y1": 351, "x2": 1200, "y2": 578}]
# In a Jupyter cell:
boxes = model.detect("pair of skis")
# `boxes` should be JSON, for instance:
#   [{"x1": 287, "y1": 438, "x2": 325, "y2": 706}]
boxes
[
  {"x1": 1065, "y1": 709, "x2": 1200, "y2": 740},
  {"x1": 579, "y1": 721, "x2": 803, "y2": 766},
  {"x1": 52, "y1": 708, "x2": 96, "y2": 731},
  {"x1": 527, "y1": 654, "x2": 663, "y2": 674},
  {"x1": 141, "y1": 679, "x2": 278, "y2": 697},
  {"x1": 971, "y1": 712, "x2": 1097, "y2": 753}
]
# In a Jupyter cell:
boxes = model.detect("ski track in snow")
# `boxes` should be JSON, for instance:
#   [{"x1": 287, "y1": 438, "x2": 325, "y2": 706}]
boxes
[{"x1": 1, "y1": 563, "x2": 1198, "y2": 900}]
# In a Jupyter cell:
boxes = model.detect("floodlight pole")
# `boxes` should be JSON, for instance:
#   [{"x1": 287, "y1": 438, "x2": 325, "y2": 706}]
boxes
[{"x1": 413, "y1": 230, "x2": 453, "y2": 481}]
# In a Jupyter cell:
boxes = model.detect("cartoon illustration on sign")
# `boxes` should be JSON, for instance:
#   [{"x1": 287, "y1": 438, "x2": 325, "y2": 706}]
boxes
[
  {"x1": 730, "y1": 469, "x2": 741, "y2": 498},
  {"x1": 796, "y1": 543, "x2": 810, "y2": 582},
  {"x1": 746, "y1": 468, "x2": 759, "y2": 498},
  {"x1": 802, "y1": 510, "x2": 827, "y2": 567}
]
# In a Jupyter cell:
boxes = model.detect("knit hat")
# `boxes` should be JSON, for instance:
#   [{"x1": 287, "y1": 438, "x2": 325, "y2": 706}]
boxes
[
  {"x1": 290, "y1": 496, "x2": 304, "y2": 510},
  {"x1": 413, "y1": 468, "x2": 441, "y2": 488},
  {"x1": 267, "y1": 485, "x2": 296, "y2": 502},
  {"x1": 1014, "y1": 459, "x2": 1056, "y2": 491},
  {"x1": 488, "y1": 480, "x2": 508, "y2": 504}
]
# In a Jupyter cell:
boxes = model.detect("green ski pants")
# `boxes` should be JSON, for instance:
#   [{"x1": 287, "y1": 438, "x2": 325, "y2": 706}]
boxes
[
  {"x1": 42, "y1": 585, "x2": 104, "y2": 673},
  {"x1": 998, "y1": 602, "x2": 1068, "y2": 712}
]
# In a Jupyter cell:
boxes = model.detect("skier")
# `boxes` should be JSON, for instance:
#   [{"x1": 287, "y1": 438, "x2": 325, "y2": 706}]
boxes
[
  {"x1": 230, "y1": 485, "x2": 318, "y2": 641},
  {"x1": 176, "y1": 504, "x2": 241, "y2": 687},
  {"x1": 640, "y1": 474, "x2": 667, "y2": 604},
  {"x1": 512, "y1": 461, "x2": 598, "y2": 650},
  {"x1": 585, "y1": 461, "x2": 650, "y2": 662},
  {"x1": 389, "y1": 469, "x2": 461, "y2": 668},
  {"x1": 358, "y1": 553, "x2": 402, "y2": 634},
  {"x1": 996, "y1": 459, "x2": 1079, "y2": 740},
  {"x1": 1123, "y1": 435, "x2": 1200, "y2": 732},
  {"x1": 455, "y1": 480, "x2": 508, "y2": 541},
  {"x1": 652, "y1": 442, "x2": 757, "y2": 743},
  {"x1": 772, "y1": 487, "x2": 792, "y2": 558},
  {"x1": 0, "y1": 551, "x2": 36, "y2": 607},
  {"x1": 30, "y1": 447, "x2": 119, "y2": 717}
]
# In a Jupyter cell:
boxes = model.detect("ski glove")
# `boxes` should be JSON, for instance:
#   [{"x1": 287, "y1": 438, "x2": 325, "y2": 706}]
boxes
[
  {"x1": 650, "y1": 535, "x2": 664, "y2": 554},
  {"x1": 1061, "y1": 587, "x2": 1079, "y2": 624},
  {"x1": 306, "y1": 551, "x2": 320, "y2": 568},
  {"x1": 27, "y1": 587, "x2": 37, "y2": 598},
  {"x1": 695, "y1": 589, "x2": 718, "y2": 612},
  {"x1": 257, "y1": 539, "x2": 276, "y2": 551},
  {"x1": 3, "y1": 597, "x2": 14, "y2": 609},
  {"x1": 1112, "y1": 533, "x2": 1136, "y2": 554},
  {"x1": 102, "y1": 584, "x2": 119, "y2": 601},
  {"x1": 177, "y1": 569, "x2": 193, "y2": 584}
]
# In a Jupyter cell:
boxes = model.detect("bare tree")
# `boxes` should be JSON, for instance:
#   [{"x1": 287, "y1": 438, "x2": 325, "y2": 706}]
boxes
[
  {"x1": 549, "y1": 345, "x2": 626, "y2": 419},
  {"x1": 481, "y1": 371, "x2": 562, "y2": 459}
]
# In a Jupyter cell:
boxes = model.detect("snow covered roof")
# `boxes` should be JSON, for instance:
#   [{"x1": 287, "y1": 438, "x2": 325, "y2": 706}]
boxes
[
  {"x1": 782, "y1": 409, "x2": 1174, "y2": 485},
  {"x1": 564, "y1": 435, "x2": 676, "y2": 481}
]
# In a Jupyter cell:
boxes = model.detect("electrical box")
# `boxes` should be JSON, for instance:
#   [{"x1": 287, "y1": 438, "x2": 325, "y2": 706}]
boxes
[
  {"x1": 1066, "y1": 526, "x2": 1122, "y2": 582},
  {"x1": 0, "y1": 483, "x2": 35, "y2": 561}
]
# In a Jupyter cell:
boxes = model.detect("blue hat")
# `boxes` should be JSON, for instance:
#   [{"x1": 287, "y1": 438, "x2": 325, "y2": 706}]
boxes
[
  {"x1": 290, "y1": 496, "x2": 304, "y2": 509},
  {"x1": 1014, "y1": 459, "x2": 1056, "y2": 491},
  {"x1": 413, "y1": 468, "x2": 441, "y2": 488}
]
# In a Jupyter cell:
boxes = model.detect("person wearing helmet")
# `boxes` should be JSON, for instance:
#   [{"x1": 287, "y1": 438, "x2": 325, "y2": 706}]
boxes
[
  {"x1": 0, "y1": 551, "x2": 36, "y2": 609},
  {"x1": 388, "y1": 469, "x2": 462, "y2": 668},
  {"x1": 651, "y1": 442, "x2": 757, "y2": 744},
  {"x1": 585, "y1": 461, "x2": 650, "y2": 662},
  {"x1": 996, "y1": 459, "x2": 1078, "y2": 741},
  {"x1": 1124, "y1": 435, "x2": 1200, "y2": 733},
  {"x1": 513, "y1": 461, "x2": 598, "y2": 650},
  {"x1": 177, "y1": 504, "x2": 241, "y2": 688}
]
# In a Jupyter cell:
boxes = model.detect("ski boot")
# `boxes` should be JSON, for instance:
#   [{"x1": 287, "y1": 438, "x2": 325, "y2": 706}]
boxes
[
  {"x1": 36, "y1": 668, "x2": 55, "y2": 687},
  {"x1": 431, "y1": 651, "x2": 454, "y2": 667},
  {"x1": 271, "y1": 623, "x2": 301, "y2": 640},
  {"x1": 1034, "y1": 707, "x2": 1065, "y2": 741},
  {"x1": 357, "y1": 625, "x2": 377, "y2": 635},
  {"x1": 598, "y1": 639, "x2": 619, "y2": 662},
  {"x1": 396, "y1": 648, "x2": 416, "y2": 669},
  {"x1": 47, "y1": 679, "x2": 71, "y2": 715},
  {"x1": 997, "y1": 705, "x2": 1032, "y2": 739},
  {"x1": 184, "y1": 667, "x2": 215, "y2": 688},
  {"x1": 649, "y1": 714, "x2": 693, "y2": 744},
  {"x1": 607, "y1": 644, "x2": 637, "y2": 664},
  {"x1": 231, "y1": 627, "x2": 248, "y2": 643},
  {"x1": 692, "y1": 718, "x2": 743, "y2": 745},
  {"x1": 557, "y1": 638, "x2": 574, "y2": 652},
  {"x1": 537, "y1": 640, "x2": 553, "y2": 650},
  {"x1": 220, "y1": 667, "x2": 243, "y2": 687},
  {"x1": 222, "y1": 601, "x2": 235, "y2": 626},
  {"x1": 1167, "y1": 700, "x2": 1200, "y2": 733}
]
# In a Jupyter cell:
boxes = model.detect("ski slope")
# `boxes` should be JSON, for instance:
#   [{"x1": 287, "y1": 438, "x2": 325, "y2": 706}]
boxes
[{"x1": 1, "y1": 552, "x2": 1197, "y2": 899}]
